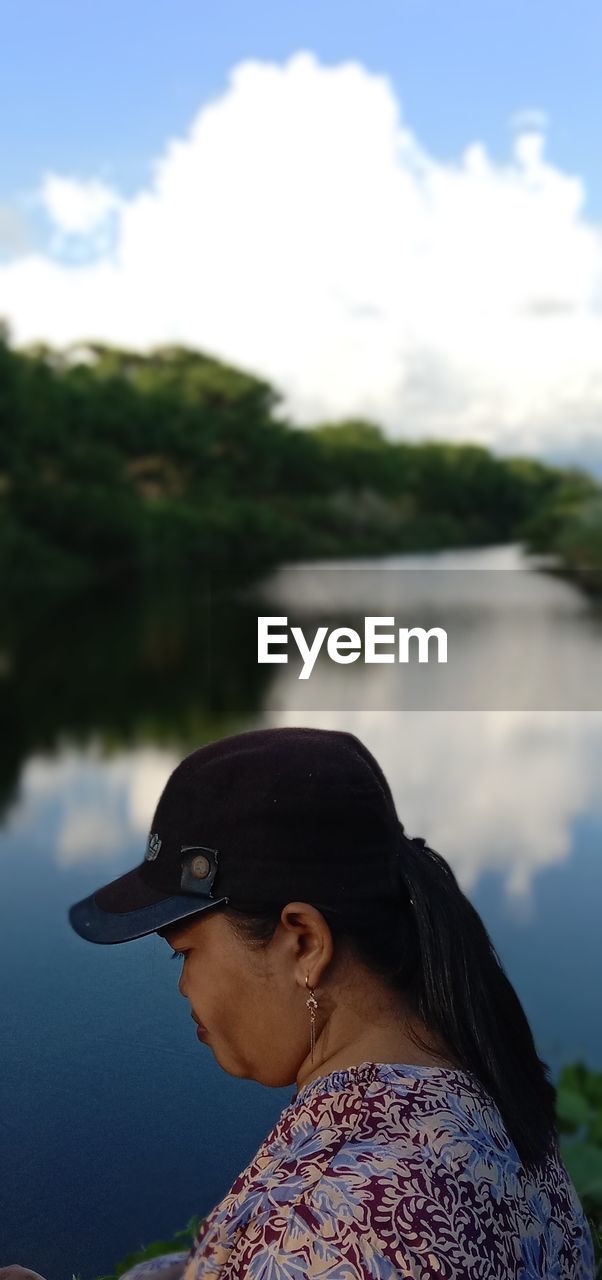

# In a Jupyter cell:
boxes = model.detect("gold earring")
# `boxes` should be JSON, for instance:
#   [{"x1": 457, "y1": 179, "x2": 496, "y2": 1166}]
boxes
[{"x1": 305, "y1": 974, "x2": 318, "y2": 1063}]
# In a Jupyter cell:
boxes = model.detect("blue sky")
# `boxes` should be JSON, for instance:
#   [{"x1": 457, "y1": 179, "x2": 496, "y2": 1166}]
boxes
[
  {"x1": 2, "y1": 0, "x2": 602, "y2": 466},
  {"x1": 4, "y1": 0, "x2": 601, "y2": 212}
]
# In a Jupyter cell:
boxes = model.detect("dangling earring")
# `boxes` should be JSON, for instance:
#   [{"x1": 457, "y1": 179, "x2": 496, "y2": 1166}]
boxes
[{"x1": 305, "y1": 974, "x2": 318, "y2": 1063}]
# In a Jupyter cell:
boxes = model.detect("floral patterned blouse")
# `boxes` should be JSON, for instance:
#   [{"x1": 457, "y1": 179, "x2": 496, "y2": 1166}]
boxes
[{"x1": 125, "y1": 1061, "x2": 595, "y2": 1280}]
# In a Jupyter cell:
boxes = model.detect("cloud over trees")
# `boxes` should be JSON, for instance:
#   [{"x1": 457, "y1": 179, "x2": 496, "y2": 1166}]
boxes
[{"x1": 2, "y1": 52, "x2": 602, "y2": 461}]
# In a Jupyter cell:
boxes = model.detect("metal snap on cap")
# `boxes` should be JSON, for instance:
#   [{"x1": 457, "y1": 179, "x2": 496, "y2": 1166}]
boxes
[
  {"x1": 179, "y1": 845, "x2": 220, "y2": 898},
  {"x1": 190, "y1": 854, "x2": 211, "y2": 880}
]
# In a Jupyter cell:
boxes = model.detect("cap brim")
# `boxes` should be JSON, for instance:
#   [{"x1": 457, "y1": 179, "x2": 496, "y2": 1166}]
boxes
[{"x1": 68, "y1": 864, "x2": 228, "y2": 944}]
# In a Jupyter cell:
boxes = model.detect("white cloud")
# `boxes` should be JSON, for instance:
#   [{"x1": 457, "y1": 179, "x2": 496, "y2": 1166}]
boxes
[
  {"x1": 0, "y1": 204, "x2": 31, "y2": 255},
  {"x1": 2, "y1": 51, "x2": 602, "y2": 459},
  {"x1": 40, "y1": 173, "x2": 121, "y2": 235}
]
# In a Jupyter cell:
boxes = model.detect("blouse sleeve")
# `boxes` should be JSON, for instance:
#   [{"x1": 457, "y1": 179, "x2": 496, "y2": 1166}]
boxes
[{"x1": 214, "y1": 1199, "x2": 402, "y2": 1280}]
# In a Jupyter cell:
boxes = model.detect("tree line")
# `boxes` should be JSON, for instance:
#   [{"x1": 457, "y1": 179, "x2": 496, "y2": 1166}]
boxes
[{"x1": 0, "y1": 327, "x2": 599, "y2": 585}]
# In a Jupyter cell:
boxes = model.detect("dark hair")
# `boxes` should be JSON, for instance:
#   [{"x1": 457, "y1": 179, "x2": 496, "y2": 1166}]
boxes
[{"x1": 223, "y1": 822, "x2": 557, "y2": 1171}]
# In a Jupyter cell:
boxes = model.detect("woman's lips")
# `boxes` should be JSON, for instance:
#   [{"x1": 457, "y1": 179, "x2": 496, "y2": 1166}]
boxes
[{"x1": 196, "y1": 1024, "x2": 208, "y2": 1040}]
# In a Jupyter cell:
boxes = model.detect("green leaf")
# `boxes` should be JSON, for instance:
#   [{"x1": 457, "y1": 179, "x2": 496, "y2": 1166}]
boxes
[
  {"x1": 108, "y1": 1216, "x2": 204, "y2": 1276},
  {"x1": 114, "y1": 1241, "x2": 186, "y2": 1275},
  {"x1": 589, "y1": 1114, "x2": 602, "y2": 1146},
  {"x1": 556, "y1": 1086, "x2": 594, "y2": 1133},
  {"x1": 560, "y1": 1140, "x2": 602, "y2": 1206},
  {"x1": 559, "y1": 1063, "x2": 602, "y2": 1111}
]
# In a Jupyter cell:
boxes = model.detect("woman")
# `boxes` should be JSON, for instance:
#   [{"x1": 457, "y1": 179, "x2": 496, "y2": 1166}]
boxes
[{"x1": 2, "y1": 727, "x2": 594, "y2": 1279}]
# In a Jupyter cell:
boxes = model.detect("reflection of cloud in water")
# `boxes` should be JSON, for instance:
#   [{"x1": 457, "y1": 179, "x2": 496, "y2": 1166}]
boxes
[
  {"x1": 1, "y1": 742, "x2": 179, "y2": 868},
  {"x1": 258, "y1": 708, "x2": 602, "y2": 907},
  {"x1": 3, "y1": 711, "x2": 601, "y2": 908},
  {"x1": 58, "y1": 807, "x2": 125, "y2": 866}
]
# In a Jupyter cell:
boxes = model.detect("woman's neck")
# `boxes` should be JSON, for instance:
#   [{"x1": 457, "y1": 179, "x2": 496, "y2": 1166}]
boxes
[{"x1": 297, "y1": 998, "x2": 459, "y2": 1092}]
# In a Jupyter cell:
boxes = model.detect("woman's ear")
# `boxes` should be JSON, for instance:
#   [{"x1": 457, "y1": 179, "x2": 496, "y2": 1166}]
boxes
[{"x1": 278, "y1": 902, "x2": 334, "y2": 984}]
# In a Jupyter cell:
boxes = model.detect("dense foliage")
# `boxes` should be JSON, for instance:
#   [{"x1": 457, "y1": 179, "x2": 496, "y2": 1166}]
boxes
[
  {"x1": 2, "y1": 329, "x2": 598, "y2": 585},
  {"x1": 519, "y1": 466, "x2": 602, "y2": 584},
  {"x1": 557, "y1": 1061, "x2": 602, "y2": 1274}
]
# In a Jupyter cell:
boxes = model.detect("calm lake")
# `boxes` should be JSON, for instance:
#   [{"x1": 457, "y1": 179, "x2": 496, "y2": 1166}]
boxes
[{"x1": 1, "y1": 543, "x2": 601, "y2": 1279}]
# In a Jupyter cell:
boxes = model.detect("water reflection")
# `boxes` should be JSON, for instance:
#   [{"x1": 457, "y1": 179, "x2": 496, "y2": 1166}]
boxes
[
  {"x1": 1, "y1": 545, "x2": 602, "y2": 1279},
  {"x1": 255, "y1": 707, "x2": 602, "y2": 904},
  {"x1": 5, "y1": 708, "x2": 601, "y2": 907},
  {"x1": 1, "y1": 544, "x2": 601, "y2": 899},
  {"x1": 0, "y1": 573, "x2": 271, "y2": 820},
  {"x1": 2, "y1": 706, "x2": 599, "y2": 906},
  {"x1": 253, "y1": 546, "x2": 602, "y2": 710},
  {"x1": 11, "y1": 744, "x2": 180, "y2": 868}
]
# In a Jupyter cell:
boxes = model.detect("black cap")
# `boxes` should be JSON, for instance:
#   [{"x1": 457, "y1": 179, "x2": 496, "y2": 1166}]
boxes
[{"x1": 68, "y1": 726, "x2": 402, "y2": 944}]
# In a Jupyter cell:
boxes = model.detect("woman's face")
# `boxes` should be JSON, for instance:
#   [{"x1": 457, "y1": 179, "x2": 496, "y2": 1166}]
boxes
[{"x1": 161, "y1": 903, "x2": 330, "y2": 1088}]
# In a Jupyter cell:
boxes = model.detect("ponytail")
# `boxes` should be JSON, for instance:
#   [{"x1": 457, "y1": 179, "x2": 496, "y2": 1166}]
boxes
[
  {"x1": 224, "y1": 820, "x2": 558, "y2": 1170},
  {"x1": 388, "y1": 823, "x2": 557, "y2": 1168}
]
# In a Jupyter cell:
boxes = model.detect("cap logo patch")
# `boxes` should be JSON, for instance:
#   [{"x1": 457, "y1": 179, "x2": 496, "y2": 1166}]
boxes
[
  {"x1": 190, "y1": 853, "x2": 211, "y2": 880},
  {"x1": 146, "y1": 832, "x2": 162, "y2": 861}
]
